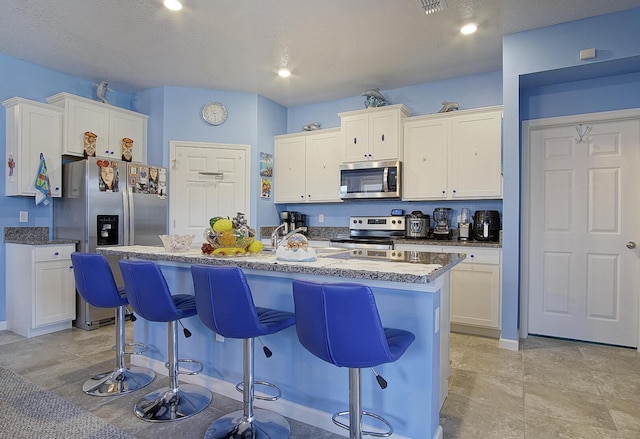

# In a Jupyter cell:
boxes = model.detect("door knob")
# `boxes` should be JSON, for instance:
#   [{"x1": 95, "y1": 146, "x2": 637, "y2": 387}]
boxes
[{"x1": 626, "y1": 241, "x2": 637, "y2": 249}]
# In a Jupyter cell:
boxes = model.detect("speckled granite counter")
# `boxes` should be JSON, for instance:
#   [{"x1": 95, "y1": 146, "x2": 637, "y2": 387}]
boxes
[
  {"x1": 97, "y1": 245, "x2": 465, "y2": 284},
  {"x1": 4, "y1": 227, "x2": 78, "y2": 245},
  {"x1": 98, "y1": 244, "x2": 456, "y2": 439}
]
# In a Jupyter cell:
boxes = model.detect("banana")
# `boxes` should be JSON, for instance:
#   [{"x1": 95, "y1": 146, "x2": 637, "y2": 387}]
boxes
[{"x1": 212, "y1": 247, "x2": 246, "y2": 256}]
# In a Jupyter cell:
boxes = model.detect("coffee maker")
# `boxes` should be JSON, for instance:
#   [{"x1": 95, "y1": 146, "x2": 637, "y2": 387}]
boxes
[
  {"x1": 433, "y1": 208, "x2": 452, "y2": 240},
  {"x1": 279, "y1": 211, "x2": 307, "y2": 235}
]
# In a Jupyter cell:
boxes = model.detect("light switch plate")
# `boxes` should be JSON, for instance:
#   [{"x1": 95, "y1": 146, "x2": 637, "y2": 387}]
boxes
[{"x1": 19, "y1": 211, "x2": 28, "y2": 222}]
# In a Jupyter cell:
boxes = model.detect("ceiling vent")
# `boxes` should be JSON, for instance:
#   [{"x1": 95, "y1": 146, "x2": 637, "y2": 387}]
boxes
[{"x1": 420, "y1": 0, "x2": 448, "y2": 14}]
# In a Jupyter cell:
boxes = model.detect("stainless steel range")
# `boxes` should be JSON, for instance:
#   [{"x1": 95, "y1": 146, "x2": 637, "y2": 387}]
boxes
[{"x1": 330, "y1": 216, "x2": 405, "y2": 250}]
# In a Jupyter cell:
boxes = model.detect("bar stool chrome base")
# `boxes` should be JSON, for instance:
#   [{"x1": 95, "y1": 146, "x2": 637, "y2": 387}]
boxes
[
  {"x1": 82, "y1": 366, "x2": 155, "y2": 396},
  {"x1": 134, "y1": 384, "x2": 212, "y2": 422},
  {"x1": 204, "y1": 408, "x2": 290, "y2": 439}
]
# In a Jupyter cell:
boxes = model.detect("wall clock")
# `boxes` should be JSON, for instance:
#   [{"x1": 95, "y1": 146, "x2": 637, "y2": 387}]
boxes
[{"x1": 201, "y1": 101, "x2": 228, "y2": 126}]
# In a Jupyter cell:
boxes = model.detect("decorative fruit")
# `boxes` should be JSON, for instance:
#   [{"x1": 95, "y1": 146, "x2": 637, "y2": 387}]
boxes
[
  {"x1": 248, "y1": 240, "x2": 263, "y2": 253},
  {"x1": 209, "y1": 216, "x2": 225, "y2": 228},
  {"x1": 201, "y1": 243, "x2": 214, "y2": 255},
  {"x1": 212, "y1": 247, "x2": 246, "y2": 256},
  {"x1": 213, "y1": 218, "x2": 233, "y2": 233}
]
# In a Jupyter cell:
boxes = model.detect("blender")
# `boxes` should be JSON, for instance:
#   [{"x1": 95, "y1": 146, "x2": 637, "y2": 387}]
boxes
[
  {"x1": 458, "y1": 208, "x2": 471, "y2": 241},
  {"x1": 433, "y1": 208, "x2": 452, "y2": 240}
]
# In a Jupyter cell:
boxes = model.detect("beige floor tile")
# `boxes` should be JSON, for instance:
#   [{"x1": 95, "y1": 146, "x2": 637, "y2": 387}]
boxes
[
  {"x1": 449, "y1": 369, "x2": 523, "y2": 409},
  {"x1": 457, "y1": 343, "x2": 523, "y2": 381},
  {"x1": 580, "y1": 343, "x2": 640, "y2": 375},
  {"x1": 524, "y1": 382, "x2": 617, "y2": 430},
  {"x1": 525, "y1": 414, "x2": 622, "y2": 439},
  {"x1": 605, "y1": 396, "x2": 640, "y2": 439}
]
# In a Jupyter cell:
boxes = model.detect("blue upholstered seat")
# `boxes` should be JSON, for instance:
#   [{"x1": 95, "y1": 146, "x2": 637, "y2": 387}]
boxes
[
  {"x1": 192, "y1": 264, "x2": 295, "y2": 338},
  {"x1": 120, "y1": 259, "x2": 197, "y2": 322},
  {"x1": 71, "y1": 252, "x2": 127, "y2": 309},
  {"x1": 70, "y1": 252, "x2": 155, "y2": 397},
  {"x1": 191, "y1": 264, "x2": 295, "y2": 439},
  {"x1": 292, "y1": 281, "x2": 415, "y2": 368},
  {"x1": 292, "y1": 280, "x2": 415, "y2": 438}
]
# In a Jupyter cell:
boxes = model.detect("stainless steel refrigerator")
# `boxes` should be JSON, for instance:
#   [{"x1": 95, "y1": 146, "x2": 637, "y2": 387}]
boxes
[{"x1": 54, "y1": 157, "x2": 168, "y2": 330}]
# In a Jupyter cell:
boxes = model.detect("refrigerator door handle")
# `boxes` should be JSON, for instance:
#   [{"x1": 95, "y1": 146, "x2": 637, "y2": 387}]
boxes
[{"x1": 123, "y1": 187, "x2": 132, "y2": 245}]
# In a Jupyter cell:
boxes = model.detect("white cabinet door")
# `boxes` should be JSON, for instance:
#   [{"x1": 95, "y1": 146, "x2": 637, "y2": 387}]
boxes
[
  {"x1": 340, "y1": 104, "x2": 410, "y2": 163},
  {"x1": 274, "y1": 129, "x2": 342, "y2": 203},
  {"x1": 402, "y1": 118, "x2": 449, "y2": 200},
  {"x1": 305, "y1": 130, "x2": 342, "y2": 202},
  {"x1": 35, "y1": 259, "x2": 75, "y2": 326},
  {"x1": 274, "y1": 135, "x2": 307, "y2": 202},
  {"x1": 48, "y1": 93, "x2": 148, "y2": 162},
  {"x1": 451, "y1": 263, "x2": 501, "y2": 329},
  {"x1": 450, "y1": 110, "x2": 502, "y2": 199},
  {"x1": 3, "y1": 97, "x2": 63, "y2": 198},
  {"x1": 402, "y1": 106, "x2": 502, "y2": 201},
  {"x1": 63, "y1": 96, "x2": 110, "y2": 157},
  {"x1": 110, "y1": 109, "x2": 147, "y2": 163}
]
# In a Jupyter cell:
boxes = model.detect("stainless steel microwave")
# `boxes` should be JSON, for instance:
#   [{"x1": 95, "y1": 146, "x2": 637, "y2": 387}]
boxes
[{"x1": 339, "y1": 160, "x2": 401, "y2": 199}]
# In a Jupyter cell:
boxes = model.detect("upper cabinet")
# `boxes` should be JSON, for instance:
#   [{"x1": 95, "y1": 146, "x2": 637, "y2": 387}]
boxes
[
  {"x1": 403, "y1": 106, "x2": 503, "y2": 201},
  {"x1": 3, "y1": 97, "x2": 63, "y2": 198},
  {"x1": 339, "y1": 104, "x2": 410, "y2": 163},
  {"x1": 274, "y1": 128, "x2": 342, "y2": 203},
  {"x1": 47, "y1": 93, "x2": 148, "y2": 163}
]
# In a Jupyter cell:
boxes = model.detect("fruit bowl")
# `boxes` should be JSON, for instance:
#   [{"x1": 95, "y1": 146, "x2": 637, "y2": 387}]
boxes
[
  {"x1": 203, "y1": 212, "x2": 257, "y2": 253},
  {"x1": 159, "y1": 234, "x2": 195, "y2": 252}
]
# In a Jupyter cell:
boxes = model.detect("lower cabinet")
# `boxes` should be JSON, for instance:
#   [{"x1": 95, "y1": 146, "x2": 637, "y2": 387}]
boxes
[
  {"x1": 396, "y1": 244, "x2": 502, "y2": 332},
  {"x1": 6, "y1": 243, "x2": 76, "y2": 338}
]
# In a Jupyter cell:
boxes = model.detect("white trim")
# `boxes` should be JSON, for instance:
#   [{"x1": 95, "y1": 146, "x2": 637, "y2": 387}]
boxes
[
  {"x1": 520, "y1": 108, "x2": 640, "y2": 345},
  {"x1": 0, "y1": 321, "x2": 6, "y2": 331},
  {"x1": 499, "y1": 337, "x2": 519, "y2": 351},
  {"x1": 131, "y1": 355, "x2": 415, "y2": 439}
]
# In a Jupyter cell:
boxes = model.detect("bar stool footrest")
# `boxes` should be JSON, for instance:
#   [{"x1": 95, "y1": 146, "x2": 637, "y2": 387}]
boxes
[
  {"x1": 235, "y1": 380, "x2": 282, "y2": 401},
  {"x1": 332, "y1": 410, "x2": 394, "y2": 437},
  {"x1": 123, "y1": 341, "x2": 148, "y2": 355},
  {"x1": 164, "y1": 358, "x2": 204, "y2": 375}
]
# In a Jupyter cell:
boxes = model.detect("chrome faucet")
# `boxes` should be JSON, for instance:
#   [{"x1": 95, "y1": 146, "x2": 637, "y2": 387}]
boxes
[{"x1": 271, "y1": 226, "x2": 308, "y2": 250}]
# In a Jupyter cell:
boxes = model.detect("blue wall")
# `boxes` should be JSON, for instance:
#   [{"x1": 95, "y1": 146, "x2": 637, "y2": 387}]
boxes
[{"x1": 502, "y1": 7, "x2": 640, "y2": 343}]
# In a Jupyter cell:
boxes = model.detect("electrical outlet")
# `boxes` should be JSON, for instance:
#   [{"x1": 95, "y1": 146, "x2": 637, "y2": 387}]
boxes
[
  {"x1": 19, "y1": 211, "x2": 28, "y2": 223},
  {"x1": 319, "y1": 213, "x2": 324, "y2": 223},
  {"x1": 216, "y1": 333, "x2": 224, "y2": 342}
]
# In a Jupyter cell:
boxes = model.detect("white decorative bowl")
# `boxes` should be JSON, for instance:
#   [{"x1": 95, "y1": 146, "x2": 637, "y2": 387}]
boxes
[{"x1": 159, "y1": 234, "x2": 195, "y2": 252}]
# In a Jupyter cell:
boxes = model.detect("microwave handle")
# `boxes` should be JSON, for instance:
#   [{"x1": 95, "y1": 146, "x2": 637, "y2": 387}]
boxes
[{"x1": 383, "y1": 167, "x2": 389, "y2": 192}]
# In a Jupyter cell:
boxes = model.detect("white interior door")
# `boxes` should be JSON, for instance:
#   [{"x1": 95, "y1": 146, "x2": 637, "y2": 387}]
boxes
[
  {"x1": 170, "y1": 141, "x2": 250, "y2": 244},
  {"x1": 528, "y1": 116, "x2": 640, "y2": 347}
]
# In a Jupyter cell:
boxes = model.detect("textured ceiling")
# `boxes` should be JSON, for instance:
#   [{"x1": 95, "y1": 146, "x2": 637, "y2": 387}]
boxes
[{"x1": 1, "y1": 0, "x2": 640, "y2": 107}]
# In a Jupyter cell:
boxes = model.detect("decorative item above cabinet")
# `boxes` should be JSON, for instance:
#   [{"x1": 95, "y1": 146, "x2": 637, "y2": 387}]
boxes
[
  {"x1": 338, "y1": 104, "x2": 410, "y2": 163},
  {"x1": 47, "y1": 93, "x2": 148, "y2": 163}
]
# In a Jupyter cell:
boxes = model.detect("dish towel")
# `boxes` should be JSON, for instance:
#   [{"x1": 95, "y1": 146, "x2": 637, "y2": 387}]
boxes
[{"x1": 34, "y1": 153, "x2": 52, "y2": 206}]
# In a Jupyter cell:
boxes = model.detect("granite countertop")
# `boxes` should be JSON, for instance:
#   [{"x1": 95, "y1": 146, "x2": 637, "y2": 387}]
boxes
[
  {"x1": 4, "y1": 227, "x2": 78, "y2": 245},
  {"x1": 98, "y1": 245, "x2": 465, "y2": 284}
]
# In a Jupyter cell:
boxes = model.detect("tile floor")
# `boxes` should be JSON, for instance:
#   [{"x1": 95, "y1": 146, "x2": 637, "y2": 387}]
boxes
[
  {"x1": 442, "y1": 332, "x2": 640, "y2": 438},
  {"x1": 1, "y1": 324, "x2": 639, "y2": 438}
]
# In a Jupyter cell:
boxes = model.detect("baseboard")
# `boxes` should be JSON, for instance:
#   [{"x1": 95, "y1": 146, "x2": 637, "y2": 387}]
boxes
[
  {"x1": 433, "y1": 425, "x2": 443, "y2": 439},
  {"x1": 499, "y1": 337, "x2": 520, "y2": 351},
  {"x1": 0, "y1": 321, "x2": 6, "y2": 331},
  {"x1": 132, "y1": 355, "x2": 414, "y2": 439},
  {"x1": 451, "y1": 324, "x2": 500, "y2": 339}
]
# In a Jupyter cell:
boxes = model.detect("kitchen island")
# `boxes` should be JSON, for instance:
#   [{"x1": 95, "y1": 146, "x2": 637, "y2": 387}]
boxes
[{"x1": 97, "y1": 245, "x2": 464, "y2": 439}]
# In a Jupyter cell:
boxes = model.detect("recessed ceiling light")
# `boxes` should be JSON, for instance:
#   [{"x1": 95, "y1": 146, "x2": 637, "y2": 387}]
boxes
[
  {"x1": 460, "y1": 23, "x2": 478, "y2": 35},
  {"x1": 278, "y1": 68, "x2": 291, "y2": 78},
  {"x1": 164, "y1": 0, "x2": 182, "y2": 11}
]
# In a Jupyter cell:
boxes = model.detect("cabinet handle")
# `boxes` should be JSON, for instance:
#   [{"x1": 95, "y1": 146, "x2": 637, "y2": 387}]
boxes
[
  {"x1": 353, "y1": 137, "x2": 357, "y2": 144},
  {"x1": 381, "y1": 134, "x2": 385, "y2": 142},
  {"x1": 452, "y1": 189, "x2": 456, "y2": 194},
  {"x1": 300, "y1": 195, "x2": 304, "y2": 199},
  {"x1": 442, "y1": 190, "x2": 446, "y2": 194},
  {"x1": 54, "y1": 252, "x2": 59, "y2": 256}
]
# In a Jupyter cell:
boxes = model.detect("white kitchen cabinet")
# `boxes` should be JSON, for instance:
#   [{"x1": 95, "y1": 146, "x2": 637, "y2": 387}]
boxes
[
  {"x1": 396, "y1": 243, "x2": 502, "y2": 332},
  {"x1": 6, "y1": 243, "x2": 76, "y2": 338},
  {"x1": 3, "y1": 97, "x2": 63, "y2": 198},
  {"x1": 402, "y1": 106, "x2": 503, "y2": 200},
  {"x1": 339, "y1": 104, "x2": 410, "y2": 162},
  {"x1": 47, "y1": 92, "x2": 147, "y2": 163},
  {"x1": 274, "y1": 128, "x2": 342, "y2": 203}
]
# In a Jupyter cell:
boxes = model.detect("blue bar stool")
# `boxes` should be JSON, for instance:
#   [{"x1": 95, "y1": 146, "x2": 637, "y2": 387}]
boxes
[
  {"x1": 292, "y1": 280, "x2": 415, "y2": 439},
  {"x1": 191, "y1": 265, "x2": 296, "y2": 439},
  {"x1": 119, "y1": 259, "x2": 212, "y2": 422},
  {"x1": 70, "y1": 252, "x2": 155, "y2": 396}
]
